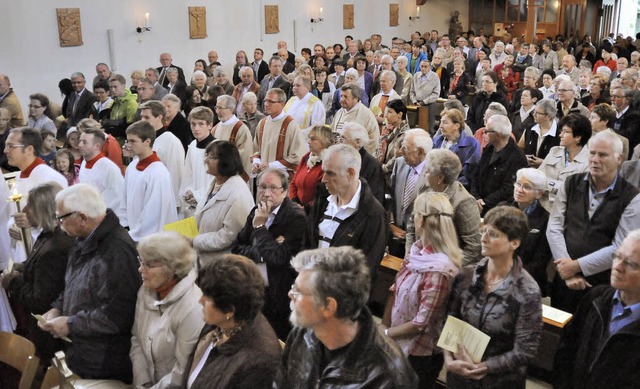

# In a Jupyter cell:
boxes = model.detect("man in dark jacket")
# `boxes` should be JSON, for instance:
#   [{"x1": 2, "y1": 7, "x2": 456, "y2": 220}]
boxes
[
  {"x1": 274, "y1": 247, "x2": 418, "y2": 388},
  {"x1": 554, "y1": 230, "x2": 640, "y2": 389},
  {"x1": 471, "y1": 114, "x2": 528, "y2": 216},
  {"x1": 39, "y1": 184, "x2": 141, "y2": 383},
  {"x1": 307, "y1": 144, "x2": 387, "y2": 280},
  {"x1": 231, "y1": 168, "x2": 307, "y2": 340}
]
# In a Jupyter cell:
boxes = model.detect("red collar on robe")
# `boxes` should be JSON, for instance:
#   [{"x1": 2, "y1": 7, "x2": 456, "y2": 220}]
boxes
[
  {"x1": 84, "y1": 153, "x2": 105, "y2": 169},
  {"x1": 20, "y1": 158, "x2": 45, "y2": 178},
  {"x1": 136, "y1": 152, "x2": 161, "y2": 171}
]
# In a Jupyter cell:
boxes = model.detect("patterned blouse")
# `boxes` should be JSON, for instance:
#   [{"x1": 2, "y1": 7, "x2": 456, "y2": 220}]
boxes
[{"x1": 447, "y1": 256, "x2": 542, "y2": 389}]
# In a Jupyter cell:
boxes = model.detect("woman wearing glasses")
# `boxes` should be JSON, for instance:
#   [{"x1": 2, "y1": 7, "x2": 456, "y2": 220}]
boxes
[
  {"x1": 26, "y1": 93, "x2": 56, "y2": 135},
  {"x1": 130, "y1": 231, "x2": 203, "y2": 389},
  {"x1": 0, "y1": 182, "x2": 72, "y2": 362},
  {"x1": 445, "y1": 205, "x2": 542, "y2": 389},
  {"x1": 193, "y1": 140, "x2": 254, "y2": 265},
  {"x1": 507, "y1": 168, "x2": 552, "y2": 295}
]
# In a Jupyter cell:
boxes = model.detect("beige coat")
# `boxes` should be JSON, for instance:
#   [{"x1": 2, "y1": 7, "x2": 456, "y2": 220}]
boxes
[
  {"x1": 538, "y1": 145, "x2": 590, "y2": 212},
  {"x1": 130, "y1": 270, "x2": 204, "y2": 388},
  {"x1": 193, "y1": 175, "x2": 254, "y2": 265}
]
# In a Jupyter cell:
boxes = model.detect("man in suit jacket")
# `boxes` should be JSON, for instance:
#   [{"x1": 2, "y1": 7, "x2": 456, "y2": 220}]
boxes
[
  {"x1": 156, "y1": 52, "x2": 185, "y2": 88},
  {"x1": 252, "y1": 48, "x2": 270, "y2": 84},
  {"x1": 165, "y1": 68, "x2": 186, "y2": 104},
  {"x1": 530, "y1": 43, "x2": 544, "y2": 70},
  {"x1": 231, "y1": 168, "x2": 306, "y2": 340},
  {"x1": 342, "y1": 40, "x2": 359, "y2": 62},
  {"x1": 389, "y1": 129, "x2": 432, "y2": 230},
  {"x1": 466, "y1": 37, "x2": 485, "y2": 75},
  {"x1": 257, "y1": 57, "x2": 291, "y2": 111},
  {"x1": 370, "y1": 55, "x2": 403, "y2": 98},
  {"x1": 278, "y1": 49, "x2": 295, "y2": 74},
  {"x1": 65, "y1": 72, "x2": 96, "y2": 126}
]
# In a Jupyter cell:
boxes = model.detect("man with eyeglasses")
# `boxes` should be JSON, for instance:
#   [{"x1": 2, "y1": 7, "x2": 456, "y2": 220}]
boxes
[
  {"x1": 284, "y1": 75, "x2": 326, "y2": 133},
  {"x1": 274, "y1": 247, "x2": 418, "y2": 388},
  {"x1": 211, "y1": 95, "x2": 253, "y2": 179},
  {"x1": 610, "y1": 85, "x2": 640, "y2": 159},
  {"x1": 0, "y1": 74, "x2": 24, "y2": 127},
  {"x1": 252, "y1": 88, "x2": 305, "y2": 178},
  {"x1": 4, "y1": 127, "x2": 68, "y2": 262},
  {"x1": 554, "y1": 229, "x2": 640, "y2": 388},
  {"x1": 39, "y1": 183, "x2": 140, "y2": 383},
  {"x1": 231, "y1": 168, "x2": 306, "y2": 340},
  {"x1": 63, "y1": 72, "x2": 96, "y2": 127},
  {"x1": 547, "y1": 131, "x2": 640, "y2": 313},
  {"x1": 232, "y1": 66, "x2": 260, "y2": 117},
  {"x1": 555, "y1": 80, "x2": 590, "y2": 119}
]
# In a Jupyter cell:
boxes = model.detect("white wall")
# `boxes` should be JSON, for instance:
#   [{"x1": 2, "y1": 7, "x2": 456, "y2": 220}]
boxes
[{"x1": 0, "y1": 0, "x2": 468, "y2": 109}]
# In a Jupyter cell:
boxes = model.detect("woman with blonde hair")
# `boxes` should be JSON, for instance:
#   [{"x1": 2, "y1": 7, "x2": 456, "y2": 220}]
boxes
[{"x1": 382, "y1": 192, "x2": 462, "y2": 389}]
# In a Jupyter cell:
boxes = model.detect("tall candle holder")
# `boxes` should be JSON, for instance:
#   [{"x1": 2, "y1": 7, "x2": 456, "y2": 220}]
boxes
[{"x1": 7, "y1": 181, "x2": 31, "y2": 257}]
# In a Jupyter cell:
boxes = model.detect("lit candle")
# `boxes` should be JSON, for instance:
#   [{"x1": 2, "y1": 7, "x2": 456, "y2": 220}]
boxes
[
  {"x1": 320, "y1": 7, "x2": 323, "y2": 17},
  {"x1": 145, "y1": 13, "x2": 149, "y2": 27},
  {"x1": 417, "y1": 6, "x2": 420, "y2": 15}
]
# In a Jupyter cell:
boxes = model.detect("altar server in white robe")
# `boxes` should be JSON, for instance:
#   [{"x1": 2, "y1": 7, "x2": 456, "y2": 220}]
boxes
[
  {"x1": 123, "y1": 121, "x2": 177, "y2": 242},
  {"x1": 180, "y1": 107, "x2": 216, "y2": 212},
  {"x1": 4, "y1": 128, "x2": 67, "y2": 263},
  {"x1": 78, "y1": 128, "x2": 126, "y2": 223},
  {"x1": 139, "y1": 101, "x2": 184, "y2": 206}
]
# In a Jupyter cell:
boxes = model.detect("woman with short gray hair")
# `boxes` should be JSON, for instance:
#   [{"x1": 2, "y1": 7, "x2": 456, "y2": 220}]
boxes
[
  {"x1": 507, "y1": 168, "x2": 552, "y2": 294},
  {"x1": 405, "y1": 149, "x2": 482, "y2": 265},
  {"x1": 131, "y1": 231, "x2": 204, "y2": 389}
]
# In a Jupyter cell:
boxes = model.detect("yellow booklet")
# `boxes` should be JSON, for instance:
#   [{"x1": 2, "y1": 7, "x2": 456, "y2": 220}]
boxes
[
  {"x1": 163, "y1": 217, "x2": 198, "y2": 239},
  {"x1": 437, "y1": 315, "x2": 491, "y2": 363}
]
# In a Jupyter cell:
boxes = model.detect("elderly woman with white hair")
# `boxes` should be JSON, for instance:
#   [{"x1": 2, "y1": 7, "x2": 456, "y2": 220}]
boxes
[
  {"x1": 191, "y1": 70, "x2": 209, "y2": 99},
  {"x1": 130, "y1": 231, "x2": 204, "y2": 389},
  {"x1": 506, "y1": 168, "x2": 552, "y2": 294},
  {"x1": 238, "y1": 92, "x2": 265, "y2": 138},
  {"x1": 213, "y1": 67, "x2": 234, "y2": 96}
]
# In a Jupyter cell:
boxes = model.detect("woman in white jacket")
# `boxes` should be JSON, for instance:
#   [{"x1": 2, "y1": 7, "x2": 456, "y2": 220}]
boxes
[
  {"x1": 130, "y1": 232, "x2": 204, "y2": 389},
  {"x1": 193, "y1": 140, "x2": 254, "y2": 265}
]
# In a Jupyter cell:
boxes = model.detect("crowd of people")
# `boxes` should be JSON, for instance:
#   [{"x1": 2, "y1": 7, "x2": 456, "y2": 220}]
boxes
[{"x1": 1, "y1": 28, "x2": 640, "y2": 389}]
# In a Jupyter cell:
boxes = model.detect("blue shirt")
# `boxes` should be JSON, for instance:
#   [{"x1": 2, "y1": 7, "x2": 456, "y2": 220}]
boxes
[{"x1": 609, "y1": 290, "x2": 640, "y2": 335}]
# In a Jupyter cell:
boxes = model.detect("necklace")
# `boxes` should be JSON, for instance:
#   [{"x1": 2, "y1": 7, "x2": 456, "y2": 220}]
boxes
[{"x1": 210, "y1": 323, "x2": 243, "y2": 347}]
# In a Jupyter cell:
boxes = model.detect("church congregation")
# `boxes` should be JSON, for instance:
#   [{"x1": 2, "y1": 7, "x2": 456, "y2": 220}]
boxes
[{"x1": 3, "y1": 8, "x2": 640, "y2": 389}]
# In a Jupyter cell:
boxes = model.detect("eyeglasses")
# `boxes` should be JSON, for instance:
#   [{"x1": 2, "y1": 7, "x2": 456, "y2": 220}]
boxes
[
  {"x1": 4, "y1": 143, "x2": 25, "y2": 150},
  {"x1": 204, "y1": 154, "x2": 217, "y2": 161},
  {"x1": 258, "y1": 185, "x2": 283, "y2": 192},
  {"x1": 613, "y1": 251, "x2": 640, "y2": 271},
  {"x1": 214, "y1": 106, "x2": 229, "y2": 110},
  {"x1": 556, "y1": 88, "x2": 572, "y2": 93},
  {"x1": 263, "y1": 99, "x2": 281, "y2": 104},
  {"x1": 138, "y1": 257, "x2": 165, "y2": 270},
  {"x1": 290, "y1": 284, "x2": 311, "y2": 299},
  {"x1": 484, "y1": 129, "x2": 496, "y2": 134},
  {"x1": 56, "y1": 211, "x2": 78, "y2": 223},
  {"x1": 514, "y1": 181, "x2": 536, "y2": 191},
  {"x1": 28, "y1": 104, "x2": 43, "y2": 109},
  {"x1": 480, "y1": 227, "x2": 505, "y2": 240}
]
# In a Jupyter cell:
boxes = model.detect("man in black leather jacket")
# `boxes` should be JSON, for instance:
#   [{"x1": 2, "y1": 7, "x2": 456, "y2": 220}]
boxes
[{"x1": 274, "y1": 247, "x2": 418, "y2": 389}]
